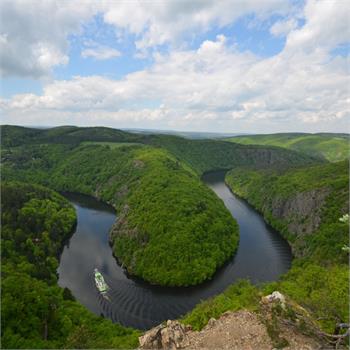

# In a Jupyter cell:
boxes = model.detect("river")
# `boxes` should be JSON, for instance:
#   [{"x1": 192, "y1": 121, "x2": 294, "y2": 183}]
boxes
[{"x1": 58, "y1": 171, "x2": 292, "y2": 330}]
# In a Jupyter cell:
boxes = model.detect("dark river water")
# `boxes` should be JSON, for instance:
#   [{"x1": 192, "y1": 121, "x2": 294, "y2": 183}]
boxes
[{"x1": 58, "y1": 171, "x2": 292, "y2": 330}]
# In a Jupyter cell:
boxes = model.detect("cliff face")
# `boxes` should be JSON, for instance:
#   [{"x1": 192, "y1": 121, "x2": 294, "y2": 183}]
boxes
[
  {"x1": 264, "y1": 188, "x2": 330, "y2": 236},
  {"x1": 225, "y1": 160, "x2": 349, "y2": 259}
]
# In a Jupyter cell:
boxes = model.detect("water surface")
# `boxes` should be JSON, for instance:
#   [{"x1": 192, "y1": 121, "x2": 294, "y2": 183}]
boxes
[{"x1": 58, "y1": 172, "x2": 291, "y2": 329}]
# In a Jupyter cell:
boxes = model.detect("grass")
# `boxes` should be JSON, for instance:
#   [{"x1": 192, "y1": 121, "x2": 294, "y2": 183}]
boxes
[{"x1": 226, "y1": 133, "x2": 349, "y2": 162}]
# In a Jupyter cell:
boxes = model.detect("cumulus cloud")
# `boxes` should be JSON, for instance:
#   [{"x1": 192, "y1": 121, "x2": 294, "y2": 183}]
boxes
[
  {"x1": 81, "y1": 46, "x2": 121, "y2": 60},
  {"x1": 103, "y1": 0, "x2": 289, "y2": 51},
  {"x1": 1, "y1": 0, "x2": 349, "y2": 132},
  {"x1": 270, "y1": 18, "x2": 298, "y2": 37},
  {"x1": 2, "y1": 29, "x2": 349, "y2": 131},
  {"x1": 0, "y1": 0, "x2": 289, "y2": 78},
  {"x1": 285, "y1": 0, "x2": 350, "y2": 52},
  {"x1": 0, "y1": 0, "x2": 97, "y2": 77}
]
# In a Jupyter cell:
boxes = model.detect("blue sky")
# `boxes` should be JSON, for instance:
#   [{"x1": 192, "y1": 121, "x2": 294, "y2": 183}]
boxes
[{"x1": 0, "y1": 0, "x2": 349, "y2": 133}]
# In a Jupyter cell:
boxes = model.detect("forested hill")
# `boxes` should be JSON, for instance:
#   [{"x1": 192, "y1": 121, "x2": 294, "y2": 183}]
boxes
[
  {"x1": 145, "y1": 134, "x2": 321, "y2": 174},
  {"x1": 226, "y1": 160, "x2": 349, "y2": 262},
  {"x1": 2, "y1": 125, "x2": 322, "y2": 174},
  {"x1": 226, "y1": 133, "x2": 350, "y2": 162},
  {"x1": 1, "y1": 125, "x2": 140, "y2": 147}
]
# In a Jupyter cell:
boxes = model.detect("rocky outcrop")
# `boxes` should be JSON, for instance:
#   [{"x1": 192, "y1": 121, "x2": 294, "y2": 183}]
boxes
[
  {"x1": 266, "y1": 188, "x2": 330, "y2": 236},
  {"x1": 262, "y1": 291, "x2": 286, "y2": 308},
  {"x1": 138, "y1": 320, "x2": 190, "y2": 349},
  {"x1": 138, "y1": 293, "x2": 328, "y2": 350}
]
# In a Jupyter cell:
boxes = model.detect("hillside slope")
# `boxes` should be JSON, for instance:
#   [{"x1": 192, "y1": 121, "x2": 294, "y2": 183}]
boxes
[
  {"x1": 225, "y1": 160, "x2": 349, "y2": 262},
  {"x1": 226, "y1": 133, "x2": 349, "y2": 162},
  {"x1": 1, "y1": 125, "x2": 139, "y2": 147},
  {"x1": 146, "y1": 134, "x2": 321, "y2": 174},
  {"x1": 1, "y1": 182, "x2": 140, "y2": 349},
  {"x1": 222, "y1": 161, "x2": 349, "y2": 334}
]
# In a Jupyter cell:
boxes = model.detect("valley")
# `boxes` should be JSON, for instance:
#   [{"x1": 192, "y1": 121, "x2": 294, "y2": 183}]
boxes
[{"x1": 1, "y1": 125, "x2": 349, "y2": 349}]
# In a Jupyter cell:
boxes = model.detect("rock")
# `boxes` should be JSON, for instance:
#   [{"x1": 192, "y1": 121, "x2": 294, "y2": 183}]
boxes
[
  {"x1": 269, "y1": 189, "x2": 330, "y2": 237},
  {"x1": 184, "y1": 325, "x2": 192, "y2": 332},
  {"x1": 139, "y1": 320, "x2": 189, "y2": 349},
  {"x1": 139, "y1": 325, "x2": 163, "y2": 349},
  {"x1": 262, "y1": 291, "x2": 286, "y2": 308},
  {"x1": 206, "y1": 318, "x2": 216, "y2": 328}
]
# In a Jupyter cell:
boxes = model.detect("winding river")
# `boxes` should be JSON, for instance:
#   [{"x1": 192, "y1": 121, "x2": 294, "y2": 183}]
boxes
[{"x1": 58, "y1": 171, "x2": 292, "y2": 330}]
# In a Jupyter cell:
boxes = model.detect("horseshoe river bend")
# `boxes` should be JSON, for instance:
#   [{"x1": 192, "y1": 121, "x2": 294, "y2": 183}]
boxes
[{"x1": 58, "y1": 171, "x2": 292, "y2": 330}]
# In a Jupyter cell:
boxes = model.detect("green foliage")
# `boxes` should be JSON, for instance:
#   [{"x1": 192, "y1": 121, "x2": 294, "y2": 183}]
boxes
[
  {"x1": 81, "y1": 141, "x2": 144, "y2": 149},
  {"x1": 110, "y1": 147, "x2": 239, "y2": 286},
  {"x1": 1, "y1": 125, "x2": 43, "y2": 147},
  {"x1": 1, "y1": 125, "x2": 140, "y2": 147},
  {"x1": 264, "y1": 263, "x2": 349, "y2": 333},
  {"x1": 147, "y1": 134, "x2": 321, "y2": 174},
  {"x1": 1, "y1": 182, "x2": 76, "y2": 283},
  {"x1": 227, "y1": 133, "x2": 350, "y2": 162},
  {"x1": 1, "y1": 182, "x2": 140, "y2": 349},
  {"x1": 181, "y1": 280, "x2": 260, "y2": 331}
]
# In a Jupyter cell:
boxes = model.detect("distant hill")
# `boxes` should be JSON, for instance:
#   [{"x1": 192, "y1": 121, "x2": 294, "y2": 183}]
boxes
[
  {"x1": 123, "y1": 128, "x2": 247, "y2": 140},
  {"x1": 145, "y1": 134, "x2": 322, "y2": 174},
  {"x1": 226, "y1": 133, "x2": 349, "y2": 162},
  {"x1": 1, "y1": 125, "x2": 140, "y2": 147},
  {"x1": 2, "y1": 126, "x2": 321, "y2": 173}
]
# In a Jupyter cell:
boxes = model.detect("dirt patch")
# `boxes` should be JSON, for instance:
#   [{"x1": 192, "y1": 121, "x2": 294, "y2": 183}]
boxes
[{"x1": 185, "y1": 310, "x2": 273, "y2": 350}]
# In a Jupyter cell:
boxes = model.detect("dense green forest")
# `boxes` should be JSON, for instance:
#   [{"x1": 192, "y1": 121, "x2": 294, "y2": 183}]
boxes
[
  {"x1": 1, "y1": 182, "x2": 140, "y2": 349},
  {"x1": 146, "y1": 134, "x2": 321, "y2": 174},
  {"x1": 226, "y1": 133, "x2": 349, "y2": 162}
]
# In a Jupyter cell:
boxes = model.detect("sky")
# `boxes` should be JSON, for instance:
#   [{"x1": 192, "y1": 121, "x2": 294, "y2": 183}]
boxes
[{"x1": 0, "y1": 0, "x2": 349, "y2": 133}]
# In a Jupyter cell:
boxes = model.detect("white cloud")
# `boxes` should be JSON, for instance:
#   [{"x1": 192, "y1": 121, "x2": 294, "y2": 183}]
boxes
[
  {"x1": 0, "y1": 0, "x2": 97, "y2": 78},
  {"x1": 2, "y1": 28, "x2": 349, "y2": 132},
  {"x1": 285, "y1": 0, "x2": 350, "y2": 52},
  {"x1": 270, "y1": 18, "x2": 298, "y2": 37},
  {"x1": 0, "y1": 0, "x2": 289, "y2": 78},
  {"x1": 81, "y1": 46, "x2": 121, "y2": 60},
  {"x1": 1, "y1": 0, "x2": 349, "y2": 133},
  {"x1": 103, "y1": 0, "x2": 289, "y2": 51}
]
